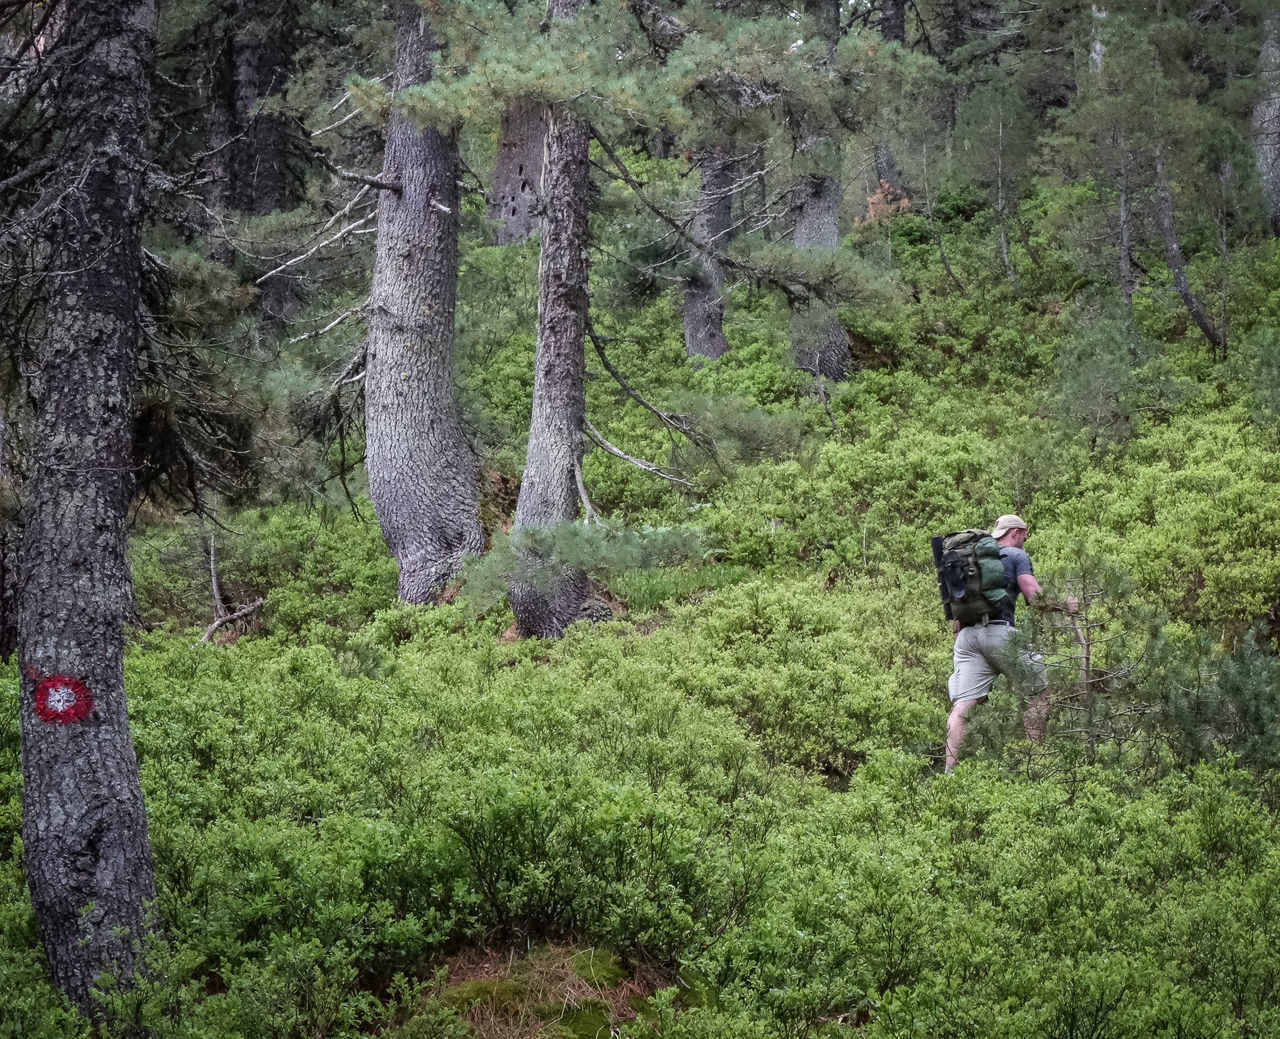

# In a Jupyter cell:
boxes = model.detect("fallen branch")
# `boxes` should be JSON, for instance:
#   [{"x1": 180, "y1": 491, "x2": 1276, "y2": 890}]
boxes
[{"x1": 200, "y1": 598, "x2": 265, "y2": 643}]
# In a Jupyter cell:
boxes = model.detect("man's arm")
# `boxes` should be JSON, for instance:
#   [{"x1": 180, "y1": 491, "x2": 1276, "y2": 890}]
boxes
[{"x1": 1020, "y1": 572, "x2": 1079, "y2": 613}]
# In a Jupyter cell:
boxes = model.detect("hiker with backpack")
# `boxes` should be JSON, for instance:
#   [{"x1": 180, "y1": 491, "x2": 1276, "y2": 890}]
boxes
[{"x1": 933, "y1": 514, "x2": 1077, "y2": 772}]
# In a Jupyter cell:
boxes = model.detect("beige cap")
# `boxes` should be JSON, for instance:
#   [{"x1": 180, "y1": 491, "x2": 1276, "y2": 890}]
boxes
[{"x1": 991, "y1": 514, "x2": 1027, "y2": 538}]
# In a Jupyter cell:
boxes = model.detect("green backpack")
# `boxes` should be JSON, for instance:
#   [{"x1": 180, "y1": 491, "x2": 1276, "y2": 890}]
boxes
[{"x1": 930, "y1": 529, "x2": 1010, "y2": 627}]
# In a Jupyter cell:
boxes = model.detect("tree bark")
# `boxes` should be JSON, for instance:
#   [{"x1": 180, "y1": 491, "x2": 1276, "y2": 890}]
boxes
[
  {"x1": 1254, "y1": 11, "x2": 1280, "y2": 238},
  {"x1": 488, "y1": 100, "x2": 546, "y2": 244},
  {"x1": 791, "y1": 163, "x2": 851, "y2": 379},
  {"x1": 1117, "y1": 151, "x2": 1136, "y2": 308},
  {"x1": 868, "y1": 0, "x2": 910, "y2": 218},
  {"x1": 791, "y1": 0, "x2": 851, "y2": 381},
  {"x1": 683, "y1": 146, "x2": 735, "y2": 361},
  {"x1": 509, "y1": 0, "x2": 591, "y2": 639},
  {"x1": 18, "y1": 0, "x2": 158, "y2": 1012},
  {"x1": 881, "y1": 0, "x2": 905, "y2": 43},
  {"x1": 365, "y1": 3, "x2": 484, "y2": 604},
  {"x1": 207, "y1": 0, "x2": 300, "y2": 319},
  {"x1": 1155, "y1": 149, "x2": 1226, "y2": 357},
  {"x1": 208, "y1": 0, "x2": 298, "y2": 218}
]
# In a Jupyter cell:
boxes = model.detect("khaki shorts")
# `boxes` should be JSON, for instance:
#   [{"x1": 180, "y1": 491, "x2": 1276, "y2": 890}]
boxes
[{"x1": 948, "y1": 623, "x2": 1048, "y2": 704}]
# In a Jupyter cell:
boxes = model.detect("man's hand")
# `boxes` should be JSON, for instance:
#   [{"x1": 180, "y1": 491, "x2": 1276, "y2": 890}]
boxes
[{"x1": 1064, "y1": 595, "x2": 1080, "y2": 614}]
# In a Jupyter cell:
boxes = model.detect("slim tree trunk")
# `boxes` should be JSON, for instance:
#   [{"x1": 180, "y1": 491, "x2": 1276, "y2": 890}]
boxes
[
  {"x1": 683, "y1": 146, "x2": 735, "y2": 361},
  {"x1": 996, "y1": 114, "x2": 1021, "y2": 296},
  {"x1": 868, "y1": 0, "x2": 910, "y2": 217},
  {"x1": 488, "y1": 100, "x2": 546, "y2": 244},
  {"x1": 1117, "y1": 151, "x2": 1136, "y2": 308},
  {"x1": 365, "y1": 3, "x2": 484, "y2": 603},
  {"x1": 1155, "y1": 149, "x2": 1226, "y2": 357},
  {"x1": 19, "y1": 0, "x2": 157, "y2": 1012},
  {"x1": 1254, "y1": 11, "x2": 1280, "y2": 238},
  {"x1": 509, "y1": 0, "x2": 591, "y2": 639}
]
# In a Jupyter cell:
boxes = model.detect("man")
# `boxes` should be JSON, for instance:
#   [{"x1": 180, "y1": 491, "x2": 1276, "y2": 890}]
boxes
[{"x1": 944, "y1": 514, "x2": 1074, "y2": 772}]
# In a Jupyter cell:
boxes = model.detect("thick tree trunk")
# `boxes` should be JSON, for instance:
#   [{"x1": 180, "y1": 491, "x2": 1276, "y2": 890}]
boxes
[
  {"x1": 1155, "y1": 150, "x2": 1226, "y2": 357},
  {"x1": 683, "y1": 147, "x2": 735, "y2": 361},
  {"x1": 18, "y1": 0, "x2": 157, "y2": 1012},
  {"x1": 1254, "y1": 12, "x2": 1280, "y2": 238},
  {"x1": 230, "y1": 0, "x2": 297, "y2": 218},
  {"x1": 488, "y1": 100, "x2": 546, "y2": 244},
  {"x1": 509, "y1": 0, "x2": 591, "y2": 639},
  {"x1": 365, "y1": 4, "x2": 484, "y2": 604}
]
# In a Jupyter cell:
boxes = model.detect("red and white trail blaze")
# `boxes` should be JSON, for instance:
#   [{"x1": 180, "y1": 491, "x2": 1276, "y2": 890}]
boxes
[{"x1": 32, "y1": 674, "x2": 94, "y2": 725}]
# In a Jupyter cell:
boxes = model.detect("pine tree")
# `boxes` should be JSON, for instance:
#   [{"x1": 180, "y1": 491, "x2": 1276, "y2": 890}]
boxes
[
  {"x1": 508, "y1": 0, "x2": 594, "y2": 638},
  {"x1": 1255, "y1": 11, "x2": 1280, "y2": 237},
  {"x1": 787, "y1": 0, "x2": 852, "y2": 382},
  {"x1": 15, "y1": 0, "x2": 158, "y2": 1010},
  {"x1": 364, "y1": 1, "x2": 484, "y2": 602}
]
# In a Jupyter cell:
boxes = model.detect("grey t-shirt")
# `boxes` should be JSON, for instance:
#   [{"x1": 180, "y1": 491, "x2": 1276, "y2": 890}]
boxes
[{"x1": 998, "y1": 546, "x2": 1034, "y2": 624}]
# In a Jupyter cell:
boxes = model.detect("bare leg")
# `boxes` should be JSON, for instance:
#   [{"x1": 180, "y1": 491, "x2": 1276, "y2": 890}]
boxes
[
  {"x1": 945, "y1": 696, "x2": 985, "y2": 772},
  {"x1": 1024, "y1": 687, "x2": 1050, "y2": 742}
]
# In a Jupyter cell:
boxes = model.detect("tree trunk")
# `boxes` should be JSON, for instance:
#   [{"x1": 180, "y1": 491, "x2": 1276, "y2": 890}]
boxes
[
  {"x1": 365, "y1": 3, "x2": 484, "y2": 604},
  {"x1": 881, "y1": 0, "x2": 905, "y2": 43},
  {"x1": 488, "y1": 100, "x2": 546, "y2": 244},
  {"x1": 791, "y1": 164, "x2": 851, "y2": 379},
  {"x1": 1118, "y1": 152, "x2": 1136, "y2": 308},
  {"x1": 868, "y1": 0, "x2": 910, "y2": 217},
  {"x1": 207, "y1": 0, "x2": 299, "y2": 318},
  {"x1": 208, "y1": 0, "x2": 298, "y2": 218},
  {"x1": 996, "y1": 114, "x2": 1020, "y2": 296},
  {"x1": 791, "y1": 0, "x2": 851, "y2": 381},
  {"x1": 509, "y1": 0, "x2": 591, "y2": 639},
  {"x1": 18, "y1": 0, "x2": 157, "y2": 1012},
  {"x1": 1254, "y1": 11, "x2": 1280, "y2": 238},
  {"x1": 1155, "y1": 149, "x2": 1226, "y2": 357},
  {"x1": 683, "y1": 147, "x2": 735, "y2": 361},
  {"x1": 230, "y1": 0, "x2": 297, "y2": 218}
]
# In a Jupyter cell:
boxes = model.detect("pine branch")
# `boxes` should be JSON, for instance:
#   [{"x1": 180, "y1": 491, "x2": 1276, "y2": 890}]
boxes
[
  {"x1": 584, "y1": 317, "x2": 715, "y2": 455},
  {"x1": 255, "y1": 210, "x2": 377, "y2": 285},
  {"x1": 288, "y1": 302, "x2": 369, "y2": 345},
  {"x1": 584, "y1": 418, "x2": 694, "y2": 488}
]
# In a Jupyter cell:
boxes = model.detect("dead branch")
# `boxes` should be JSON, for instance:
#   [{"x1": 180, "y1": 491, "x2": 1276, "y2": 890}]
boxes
[
  {"x1": 584, "y1": 418, "x2": 695, "y2": 488},
  {"x1": 288, "y1": 301, "x2": 369, "y2": 345},
  {"x1": 200, "y1": 598, "x2": 265, "y2": 644},
  {"x1": 255, "y1": 210, "x2": 377, "y2": 285}
]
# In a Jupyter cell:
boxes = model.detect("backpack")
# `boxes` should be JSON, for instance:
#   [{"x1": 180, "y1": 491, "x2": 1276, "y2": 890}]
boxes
[{"x1": 930, "y1": 529, "x2": 1010, "y2": 627}]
